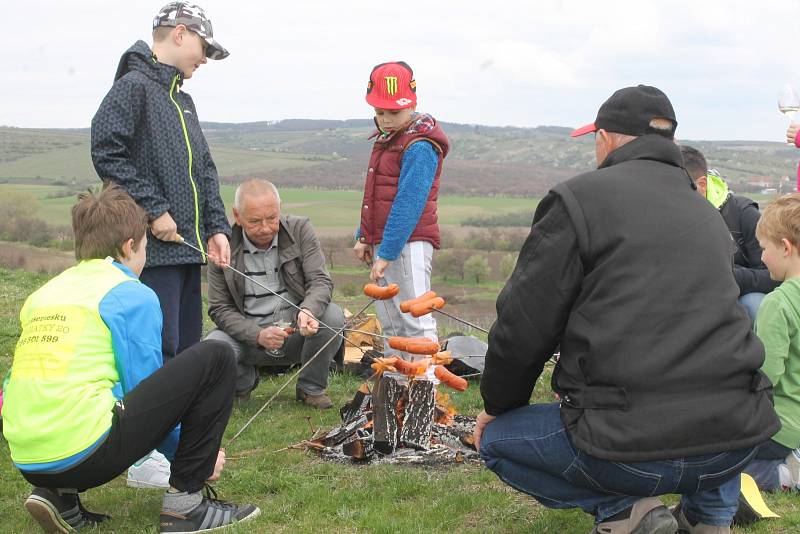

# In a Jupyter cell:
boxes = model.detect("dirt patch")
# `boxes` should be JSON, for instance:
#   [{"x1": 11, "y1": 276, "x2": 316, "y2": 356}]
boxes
[{"x1": 0, "y1": 241, "x2": 73, "y2": 274}]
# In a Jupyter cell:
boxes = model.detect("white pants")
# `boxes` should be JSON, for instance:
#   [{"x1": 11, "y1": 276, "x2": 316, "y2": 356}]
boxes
[{"x1": 376, "y1": 241, "x2": 437, "y2": 356}]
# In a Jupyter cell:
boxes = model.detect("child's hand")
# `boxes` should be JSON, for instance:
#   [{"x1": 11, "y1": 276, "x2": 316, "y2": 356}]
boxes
[
  {"x1": 207, "y1": 449, "x2": 226, "y2": 481},
  {"x1": 370, "y1": 258, "x2": 389, "y2": 281},
  {"x1": 354, "y1": 242, "x2": 373, "y2": 265},
  {"x1": 151, "y1": 212, "x2": 179, "y2": 242}
]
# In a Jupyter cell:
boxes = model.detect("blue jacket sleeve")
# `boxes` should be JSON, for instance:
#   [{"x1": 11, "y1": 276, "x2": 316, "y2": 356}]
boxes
[
  {"x1": 99, "y1": 274, "x2": 180, "y2": 460},
  {"x1": 91, "y1": 78, "x2": 170, "y2": 219},
  {"x1": 376, "y1": 141, "x2": 440, "y2": 261}
]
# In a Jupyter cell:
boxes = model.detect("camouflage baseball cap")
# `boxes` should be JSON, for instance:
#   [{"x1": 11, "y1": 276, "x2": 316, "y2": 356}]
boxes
[{"x1": 153, "y1": 2, "x2": 229, "y2": 60}]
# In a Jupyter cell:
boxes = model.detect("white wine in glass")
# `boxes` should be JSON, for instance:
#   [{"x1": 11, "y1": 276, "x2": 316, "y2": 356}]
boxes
[{"x1": 779, "y1": 84, "x2": 800, "y2": 119}]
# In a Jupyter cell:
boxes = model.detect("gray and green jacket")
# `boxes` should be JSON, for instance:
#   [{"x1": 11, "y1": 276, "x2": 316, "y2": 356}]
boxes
[{"x1": 91, "y1": 40, "x2": 230, "y2": 267}]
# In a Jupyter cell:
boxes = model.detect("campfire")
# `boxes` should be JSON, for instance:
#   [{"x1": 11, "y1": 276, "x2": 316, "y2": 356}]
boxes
[{"x1": 309, "y1": 349, "x2": 479, "y2": 466}]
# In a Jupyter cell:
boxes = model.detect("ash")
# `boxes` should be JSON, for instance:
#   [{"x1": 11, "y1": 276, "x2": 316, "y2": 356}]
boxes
[{"x1": 316, "y1": 416, "x2": 480, "y2": 467}]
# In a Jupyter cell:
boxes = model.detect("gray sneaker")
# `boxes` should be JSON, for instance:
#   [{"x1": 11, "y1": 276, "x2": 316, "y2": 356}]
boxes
[
  {"x1": 674, "y1": 504, "x2": 730, "y2": 534},
  {"x1": 25, "y1": 488, "x2": 110, "y2": 533},
  {"x1": 589, "y1": 497, "x2": 677, "y2": 534},
  {"x1": 159, "y1": 486, "x2": 259, "y2": 533}
]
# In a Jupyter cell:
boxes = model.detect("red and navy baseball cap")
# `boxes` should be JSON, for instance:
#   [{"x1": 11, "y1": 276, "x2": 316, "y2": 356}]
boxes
[
  {"x1": 366, "y1": 62, "x2": 417, "y2": 109},
  {"x1": 571, "y1": 85, "x2": 677, "y2": 139}
]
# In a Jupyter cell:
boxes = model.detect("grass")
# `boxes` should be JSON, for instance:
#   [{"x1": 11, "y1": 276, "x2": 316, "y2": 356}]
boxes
[
  {"x1": 0, "y1": 183, "x2": 539, "y2": 232},
  {"x1": 2, "y1": 267, "x2": 800, "y2": 533}
]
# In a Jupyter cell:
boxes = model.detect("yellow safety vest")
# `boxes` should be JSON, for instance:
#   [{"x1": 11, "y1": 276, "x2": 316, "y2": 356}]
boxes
[{"x1": 4, "y1": 259, "x2": 135, "y2": 464}]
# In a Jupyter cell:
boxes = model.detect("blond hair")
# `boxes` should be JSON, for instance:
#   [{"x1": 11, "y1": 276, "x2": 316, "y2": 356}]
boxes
[{"x1": 756, "y1": 192, "x2": 800, "y2": 247}]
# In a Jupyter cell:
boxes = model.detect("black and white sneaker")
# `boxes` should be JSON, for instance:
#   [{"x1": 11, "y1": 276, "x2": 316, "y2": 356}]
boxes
[
  {"x1": 159, "y1": 485, "x2": 260, "y2": 533},
  {"x1": 24, "y1": 487, "x2": 110, "y2": 533}
]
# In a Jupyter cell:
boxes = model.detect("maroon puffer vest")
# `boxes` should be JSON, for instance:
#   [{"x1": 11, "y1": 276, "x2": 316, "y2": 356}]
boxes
[{"x1": 359, "y1": 114, "x2": 449, "y2": 249}]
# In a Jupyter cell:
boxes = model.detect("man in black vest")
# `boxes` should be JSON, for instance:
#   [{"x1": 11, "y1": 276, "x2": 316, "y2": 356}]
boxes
[
  {"x1": 680, "y1": 145, "x2": 779, "y2": 325},
  {"x1": 474, "y1": 86, "x2": 779, "y2": 534}
]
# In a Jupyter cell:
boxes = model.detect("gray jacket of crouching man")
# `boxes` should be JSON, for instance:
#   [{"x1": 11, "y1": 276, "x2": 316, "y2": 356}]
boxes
[{"x1": 206, "y1": 217, "x2": 343, "y2": 398}]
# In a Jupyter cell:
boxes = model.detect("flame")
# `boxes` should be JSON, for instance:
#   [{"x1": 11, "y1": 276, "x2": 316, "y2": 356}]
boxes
[{"x1": 434, "y1": 391, "x2": 458, "y2": 425}]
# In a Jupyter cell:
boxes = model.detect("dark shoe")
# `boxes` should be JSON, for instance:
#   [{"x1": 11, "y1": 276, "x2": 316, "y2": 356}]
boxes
[
  {"x1": 25, "y1": 488, "x2": 110, "y2": 533},
  {"x1": 674, "y1": 504, "x2": 730, "y2": 533},
  {"x1": 296, "y1": 387, "x2": 333, "y2": 409},
  {"x1": 159, "y1": 485, "x2": 260, "y2": 533},
  {"x1": 589, "y1": 497, "x2": 677, "y2": 534}
]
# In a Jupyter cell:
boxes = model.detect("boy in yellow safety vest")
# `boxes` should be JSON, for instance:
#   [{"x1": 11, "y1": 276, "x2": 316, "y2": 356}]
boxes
[{"x1": 2, "y1": 185, "x2": 259, "y2": 533}]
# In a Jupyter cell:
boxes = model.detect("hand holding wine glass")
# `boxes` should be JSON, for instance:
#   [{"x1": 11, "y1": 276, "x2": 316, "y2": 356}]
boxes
[{"x1": 780, "y1": 85, "x2": 800, "y2": 146}]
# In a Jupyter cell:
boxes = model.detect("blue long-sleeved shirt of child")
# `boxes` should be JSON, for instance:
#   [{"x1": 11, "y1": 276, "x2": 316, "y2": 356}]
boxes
[{"x1": 375, "y1": 141, "x2": 440, "y2": 261}]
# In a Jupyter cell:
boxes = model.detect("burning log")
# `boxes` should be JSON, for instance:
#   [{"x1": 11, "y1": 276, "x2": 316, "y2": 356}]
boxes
[
  {"x1": 340, "y1": 383, "x2": 372, "y2": 423},
  {"x1": 400, "y1": 379, "x2": 435, "y2": 450},
  {"x1": 322, "y1": 413, "x2": 370, "y2": 447},
  {"x1": 342, "y1": 427, "x2": 374, "y2": 461},
  {"x1": 373, "y1": 375, "x2": 405, "y2": 454}
]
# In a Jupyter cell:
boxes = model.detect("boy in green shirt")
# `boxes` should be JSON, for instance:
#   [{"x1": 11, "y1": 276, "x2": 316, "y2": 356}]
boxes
[{"x1": 745, "y1": 192, "x2": 800, "y2": 490}]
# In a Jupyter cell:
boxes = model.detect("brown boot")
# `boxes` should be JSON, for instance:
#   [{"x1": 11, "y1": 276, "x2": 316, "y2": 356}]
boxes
[
  {"x1": 589, "y1": 497, "x2": 677, "y2": 534},
  {"x1": 295, "y1": 387, "x2": 333, "y2": 410},
  {"x1": 674, "y1": 505, "x2": 730, "y2": 534}
]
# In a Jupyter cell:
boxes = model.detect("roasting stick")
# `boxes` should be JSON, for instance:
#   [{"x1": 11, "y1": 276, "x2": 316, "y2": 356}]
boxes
[
  {"x1": 227, "y1": 298, "x2": 376, "y2": 446},
  {"x1": 178, "y1": 237, "x2": 377, "y2": 356}
]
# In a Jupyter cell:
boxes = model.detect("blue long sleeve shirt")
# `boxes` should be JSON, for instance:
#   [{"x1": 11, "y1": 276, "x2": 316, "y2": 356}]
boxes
[{"x1": 376, "y1": 141, "x2": 440, "y2": 261}]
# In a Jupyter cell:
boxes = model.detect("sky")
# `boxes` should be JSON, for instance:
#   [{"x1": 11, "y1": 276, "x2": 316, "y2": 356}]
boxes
[{"x1": 3, "y1": 0, "x2": 800, "y2": 141}]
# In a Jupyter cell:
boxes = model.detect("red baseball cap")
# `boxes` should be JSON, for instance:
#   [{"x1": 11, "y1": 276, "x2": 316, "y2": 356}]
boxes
[{"x1": 365, "y1": 61, "x2": 417, "y2": 110}]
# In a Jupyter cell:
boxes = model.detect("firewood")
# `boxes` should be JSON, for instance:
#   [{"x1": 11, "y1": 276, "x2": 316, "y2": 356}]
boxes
[
  {"x1": 342, "y1": 427, "x2": 374, "y2": 461},
  {"x1": 373, "y1": 375, "x2": 404, "y2": 454},
  {"x1": 400, "y1": 379, "x2": 435, "y2": 450}
]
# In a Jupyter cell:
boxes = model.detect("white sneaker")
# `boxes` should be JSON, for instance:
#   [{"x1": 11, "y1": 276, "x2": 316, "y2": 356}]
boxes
[
  {"x1": 127, "y1": 450, "x2": 171, "y2": 489},
  {"x1": 781, "y1": 448, "x2": 800, "y2": 490}
]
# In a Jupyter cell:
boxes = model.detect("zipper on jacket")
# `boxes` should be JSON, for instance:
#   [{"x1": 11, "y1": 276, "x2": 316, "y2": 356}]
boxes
[{"x1": 169, "y1": 74, "x2": 205, "y2": 257}]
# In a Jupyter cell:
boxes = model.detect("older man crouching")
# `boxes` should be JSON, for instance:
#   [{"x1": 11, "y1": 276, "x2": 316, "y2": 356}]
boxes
[{"x1": 206, "y1": 179, "x2": 344, "y2": 409}]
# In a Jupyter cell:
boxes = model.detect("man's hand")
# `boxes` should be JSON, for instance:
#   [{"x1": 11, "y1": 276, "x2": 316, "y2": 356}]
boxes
[
  {"x1": 788, "y1": 124, "x2": 800, "y2": 146},
  {"x1": 207, "y1": 233, "x2": 230, "y2": 267},
  {"x1": 257, "y1": 326, "x2": 289, "y2": 350},
  {"x1": 297, "y1": 308, "x2": 319, "y2": 336},
  {"x1": 353, "y1": 242, "x2": 374, "y2": 265},
  {"x1": 206, "y1": 449, "x2": 226, "y2": 482},
  {"x1": 472, "y1": 410, "x2": 497, "y2": 453},
  {"x1": 370, "y1": 258, "x2": 390, "y2": 281},
  {"x1": 151, "y1": 212, "x2": 179, "y2": 242}
]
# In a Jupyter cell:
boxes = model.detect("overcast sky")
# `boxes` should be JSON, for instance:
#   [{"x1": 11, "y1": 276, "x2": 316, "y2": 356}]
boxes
[{"x1": 3, "y1": 0, "x2": 800, "y2": 141}]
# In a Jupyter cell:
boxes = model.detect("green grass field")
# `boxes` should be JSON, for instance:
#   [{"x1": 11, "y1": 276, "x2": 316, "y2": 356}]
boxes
[
  {"x1": 2, "y1": 267, "x2": 800, "y2": 533},
  {"x1": 0, "y1": 183, "x2": 539, "y2": 232}
]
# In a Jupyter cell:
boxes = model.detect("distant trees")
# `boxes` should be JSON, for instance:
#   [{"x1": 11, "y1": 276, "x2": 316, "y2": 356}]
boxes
[
  {"x1": 464, "y1": 254, "x2": 490, "y2": 284},
  {"x1": 0, "y1": 192, "x2": 60, "y2": 248},
  {"x1": 500, "y1": 253, "x2": 518, "y2": 279}
]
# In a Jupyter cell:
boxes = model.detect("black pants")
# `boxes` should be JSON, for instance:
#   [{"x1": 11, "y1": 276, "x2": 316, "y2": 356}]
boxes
[
  {"x1": 140, "y1": 264, "x2": 202, "y2": 362},
  {"x1": 21, "y1": 340, "x2": 235, "y2": 494}
]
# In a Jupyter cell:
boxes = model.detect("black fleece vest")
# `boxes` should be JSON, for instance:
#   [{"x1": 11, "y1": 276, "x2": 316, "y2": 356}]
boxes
[{"x1": 550, "y1": 135, "x2": 779, "y2": 461}]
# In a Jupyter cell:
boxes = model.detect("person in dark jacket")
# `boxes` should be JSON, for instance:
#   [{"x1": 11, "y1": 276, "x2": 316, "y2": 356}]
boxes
[
  {"x1": 474, "y1": 86, "x2": 779, "y2": 534},
  {"x1": 680, "y1": 145, "x2": 779, "y2": 324},
  {"x1": 91, "y1": 2, "x2": 231, "y2": 363}
]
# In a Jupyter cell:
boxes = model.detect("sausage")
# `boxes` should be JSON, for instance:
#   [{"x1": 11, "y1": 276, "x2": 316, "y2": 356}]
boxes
[
  {"x1": 391, "y1": 357, "x2": 430, "y2": 376},
  {"x1": 434, "y1": 365, "x2": 468, "y2": 392},
  {"x1": 363, "y1": 283, "x2": 400, "y2": 300},
  {"x1": 404, "y1": 341, "x2": 441, "y2": 355},
  {"x1": 409, "y1": 297, "x2": 446, "y2": 318},
  {"x1": 399, "y1": 291, "x2": 437, "y2": 313},
  {"x1": 388, "y1": 336, "x2": 433, "y2": 352}
]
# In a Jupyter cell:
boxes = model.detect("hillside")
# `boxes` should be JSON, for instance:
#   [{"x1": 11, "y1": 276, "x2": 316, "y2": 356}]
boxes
[{"x1": 2, "y1": 121, "x2": 797, "y2": 197}]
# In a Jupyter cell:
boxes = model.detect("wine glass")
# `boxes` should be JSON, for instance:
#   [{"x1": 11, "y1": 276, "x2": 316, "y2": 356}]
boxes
[
  {"x1": 266, "y1": 302, "x2": 295, "y2": 357},
  {"x1": 778, "y1": 84, "x2": 800, "y2": 119}
]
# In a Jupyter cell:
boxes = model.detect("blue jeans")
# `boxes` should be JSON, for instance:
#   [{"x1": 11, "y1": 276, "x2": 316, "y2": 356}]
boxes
[
  {"x1": 739, "y1": 292, "x2": 765, "y2": 328},
  {"x1": 480, "y1": 403, "x2": 759, "y2": 526}
]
